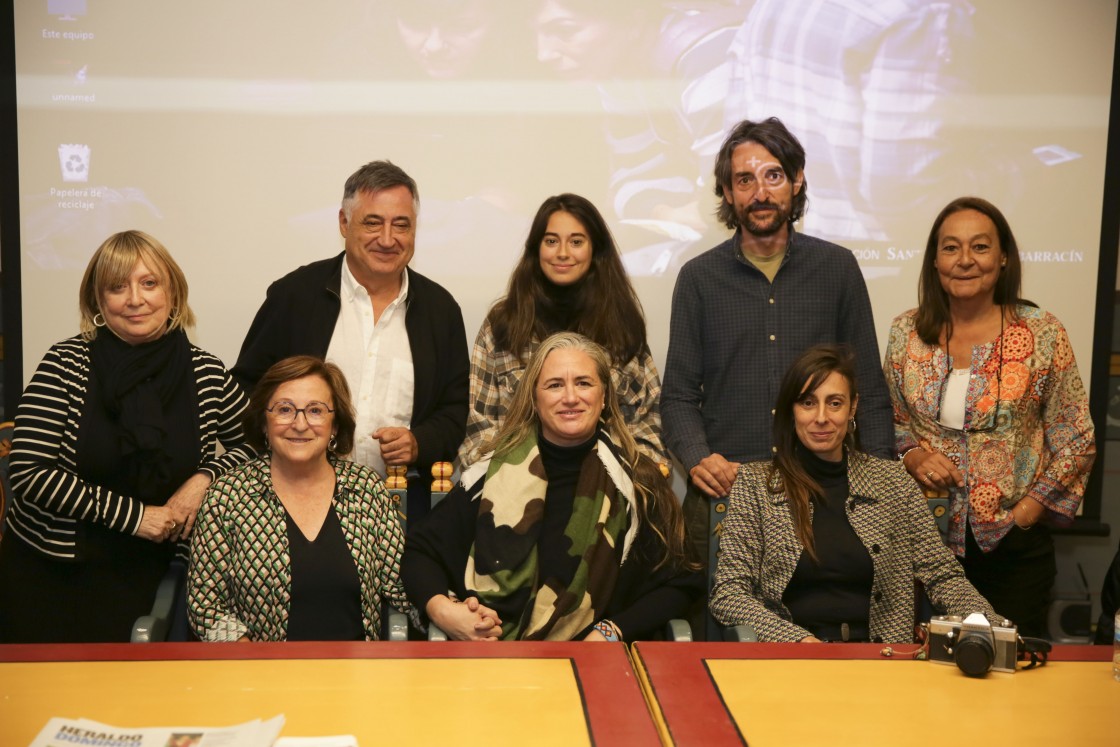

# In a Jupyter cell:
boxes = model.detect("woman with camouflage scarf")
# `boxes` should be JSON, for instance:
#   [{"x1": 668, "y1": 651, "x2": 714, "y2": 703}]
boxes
[{"x1": 403, "y1": 332, "x2": 701, "y2": 641}]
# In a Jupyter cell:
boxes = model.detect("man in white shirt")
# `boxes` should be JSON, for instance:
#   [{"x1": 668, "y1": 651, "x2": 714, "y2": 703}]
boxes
[{"x1": 233, "y1": 161, "x2": 469, "y2": 521}]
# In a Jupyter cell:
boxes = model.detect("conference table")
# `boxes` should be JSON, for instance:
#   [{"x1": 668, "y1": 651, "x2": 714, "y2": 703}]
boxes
[
  {"x1": 632, "y1": 641, "x2": 1118, "y2": 746},
  {"x1": 3, "y1": 641, "x2": 1116, "y2": 746},
  {"x1": 0, "y1": 641, "x2": 661, "y2": 746}
]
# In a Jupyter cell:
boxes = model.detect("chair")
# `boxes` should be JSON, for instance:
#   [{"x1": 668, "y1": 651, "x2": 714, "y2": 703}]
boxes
[
  {"x1": 386, "y1": 462, "x2": 452, "y2": 640},
  {"x1": 131, "y1": 559, "x2": 187, "y2": 643},
  {"x1": 724, "y1": 623, "x2": 758, "y2": 642},
  {"x1": 386, "y1": 461, "x2": 452, "y2": 532},
  {"x1": 704, "y1": 491, "x2": 730, "y2": 641}
]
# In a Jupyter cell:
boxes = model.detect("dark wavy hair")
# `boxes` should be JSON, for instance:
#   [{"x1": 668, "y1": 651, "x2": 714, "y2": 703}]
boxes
[
  {"x1": 769, "y1": 344, "x2": 861, "y2": 562},
  {"x1": 244, "y1": 356, "x2": 357, "y2": 457},
  {"x1": 713, "y1": 117, "x2": 808, "y2": 229},
  {"x1": 487, "y1": 193, "x2": 647, "y2": 364},
  {"x1": 915, "y1": 196, "x2": 1032, "y2": 344}
]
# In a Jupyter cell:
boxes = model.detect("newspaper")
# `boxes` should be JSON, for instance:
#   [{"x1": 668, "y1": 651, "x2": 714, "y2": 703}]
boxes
[{"x1": 27, "y1": 716, "x2": 285, "y2": 747}]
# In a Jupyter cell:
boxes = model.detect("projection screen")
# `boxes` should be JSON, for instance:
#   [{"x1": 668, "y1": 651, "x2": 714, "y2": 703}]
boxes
[{"x1": 11, "y1": 0, "x2": 1118, "y2": 419}]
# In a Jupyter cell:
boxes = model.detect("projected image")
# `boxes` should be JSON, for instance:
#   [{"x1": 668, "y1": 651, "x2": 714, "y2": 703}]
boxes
[
  {"x1": 393, "y1": 0, "x2": 499, "y2": 80},
  {"x1": 11, "y1": 0, "x2": 1114, "y2": 379}
]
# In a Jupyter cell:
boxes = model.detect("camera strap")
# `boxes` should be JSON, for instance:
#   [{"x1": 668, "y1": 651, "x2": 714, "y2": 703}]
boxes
[{"x1": 1016, "y1": 636, "x2": 1051, "y2": 669}]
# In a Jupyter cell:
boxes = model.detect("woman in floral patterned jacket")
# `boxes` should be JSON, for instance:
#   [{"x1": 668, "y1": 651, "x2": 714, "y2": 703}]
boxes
[{"x1": 884, "y1": 196, "x2": 1095, "y2": 637}]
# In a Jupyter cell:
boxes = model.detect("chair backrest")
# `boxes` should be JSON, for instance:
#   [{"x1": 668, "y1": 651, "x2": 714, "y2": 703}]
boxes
[
  {"x1": 0, "y1": 420, "x2": 14, "y2": 543},
  {"x1": 707, "y1": 492, "x2": 729, "y2": 641},
  {"x1": 387, "y1": 461, "x2": 452, "y2": 531}
]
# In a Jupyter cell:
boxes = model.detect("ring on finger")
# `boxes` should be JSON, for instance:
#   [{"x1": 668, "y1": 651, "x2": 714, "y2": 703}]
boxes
[{"x1": 925, "y1": 471, "x2": 935, "y2": 481}]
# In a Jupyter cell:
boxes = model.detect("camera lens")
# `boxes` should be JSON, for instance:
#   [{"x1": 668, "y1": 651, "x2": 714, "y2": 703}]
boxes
[{"x1": 954, "y1": 633, "x2": 995, "y2": 677}]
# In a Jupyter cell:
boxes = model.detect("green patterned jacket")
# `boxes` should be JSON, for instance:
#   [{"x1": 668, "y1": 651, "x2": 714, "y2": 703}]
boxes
[{"x1": 188, "y1": 456, "x2": 412, "y2": 641}]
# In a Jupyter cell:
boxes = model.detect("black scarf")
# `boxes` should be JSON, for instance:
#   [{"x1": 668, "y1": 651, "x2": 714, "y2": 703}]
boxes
[{"x1": 89, "y1": 328, "x2": 191, "y2": 499}]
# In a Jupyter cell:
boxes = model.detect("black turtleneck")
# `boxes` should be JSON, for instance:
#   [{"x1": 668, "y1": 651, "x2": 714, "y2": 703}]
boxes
[
  {"x1": 781, "y1": 447, "x2": 873, "y2": 642},
  {"x1": 537, "y1": 431, "x2": 598, "y2": 590},
  {"x1": 536, "y1": 280, "x2": 584, "y2": 334}
]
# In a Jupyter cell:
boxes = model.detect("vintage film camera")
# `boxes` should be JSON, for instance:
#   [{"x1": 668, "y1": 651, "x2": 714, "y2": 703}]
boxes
[{"x1": 926, "y1": 613, "x2": 1018, "y2": 676}]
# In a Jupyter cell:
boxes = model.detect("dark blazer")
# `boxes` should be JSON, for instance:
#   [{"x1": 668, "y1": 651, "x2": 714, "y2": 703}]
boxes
[{"x1": 232, "y1": 254, "x2": 469, "y2": 488}]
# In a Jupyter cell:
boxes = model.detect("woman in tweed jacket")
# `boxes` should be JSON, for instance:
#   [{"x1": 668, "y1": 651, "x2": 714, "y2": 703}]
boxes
[{"x1": 710, "y1": 345, "x2": 1000, "y2": 643}]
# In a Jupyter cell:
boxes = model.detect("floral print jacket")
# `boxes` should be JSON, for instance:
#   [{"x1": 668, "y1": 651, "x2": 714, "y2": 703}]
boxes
[{"x1": 884, "y1": 305, "x2": 1095, "y2": 554}]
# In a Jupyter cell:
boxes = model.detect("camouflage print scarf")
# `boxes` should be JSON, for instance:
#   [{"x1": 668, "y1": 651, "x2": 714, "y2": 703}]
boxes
[{"x1": 465, "y1": 429, "x2": 637, "y2": 640}]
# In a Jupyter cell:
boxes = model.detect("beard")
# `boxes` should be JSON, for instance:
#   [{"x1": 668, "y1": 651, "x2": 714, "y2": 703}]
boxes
[{"x1": 738, "y1": 200, "x2": 790, "y2": 237}]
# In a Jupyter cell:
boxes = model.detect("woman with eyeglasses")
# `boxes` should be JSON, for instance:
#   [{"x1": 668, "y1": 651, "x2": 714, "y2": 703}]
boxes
[
  {"x1": 188, "y1": 356, "x2": 413, "y2": 641},
  {"x1": 884, "y1": 197, "x2": 1095, "y2": 636}
]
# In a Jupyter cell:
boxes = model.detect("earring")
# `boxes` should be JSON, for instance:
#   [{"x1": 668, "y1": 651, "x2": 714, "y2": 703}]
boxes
[
  {"x1": 848, "y1": 418, "x2": 857, "y2": 433},
  {"x1": 329, "y1": 435, "x2": 338, "y2": 452},
  {"x1": 93, "y1": 313, "x2": 106, "y2": 327}
]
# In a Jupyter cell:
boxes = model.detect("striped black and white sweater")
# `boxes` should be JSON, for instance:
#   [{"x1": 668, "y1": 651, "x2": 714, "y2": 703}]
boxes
[{"x1": 7, "y1": 335, "x2": 253, "y2": 560}]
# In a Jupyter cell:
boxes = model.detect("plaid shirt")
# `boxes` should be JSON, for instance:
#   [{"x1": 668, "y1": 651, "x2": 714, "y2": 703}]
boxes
[
  {"x1": 458, "y1": 317, "x2": 666, "y2": 468},
  {"x1": 188, "y1": 457, "x2": 413, "y2": 641},
  {"x1": 710, "y1": 454, "x2": 999, "y2": 643},
  {"x1": 662, "y1": 230, "x2": 894, "y2": 471}
]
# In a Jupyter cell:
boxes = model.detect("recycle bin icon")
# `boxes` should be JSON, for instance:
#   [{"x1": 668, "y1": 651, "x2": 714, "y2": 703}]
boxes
[{"x1": 59, "y1": 143, "x2": 91, "y2": 182}]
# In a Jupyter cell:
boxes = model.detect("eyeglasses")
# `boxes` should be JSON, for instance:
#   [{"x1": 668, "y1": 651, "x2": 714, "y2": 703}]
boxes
[{"x1": 266, "y1": 400, "x2": 334, "y2": 426}]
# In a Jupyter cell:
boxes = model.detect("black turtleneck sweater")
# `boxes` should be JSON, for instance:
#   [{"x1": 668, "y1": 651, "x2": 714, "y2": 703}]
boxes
[
  {"x1": 536, "y1": 434, "x2": 596, "y2": 591},
  {"x1": 781, "y1": 448, "x2": 874, "y2": 642}
]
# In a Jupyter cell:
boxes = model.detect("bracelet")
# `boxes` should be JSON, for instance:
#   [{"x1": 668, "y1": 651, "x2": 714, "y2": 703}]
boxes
[
  {"x1": 1013, "y1": 505, "x2": 1034, "y2": 530},
  {"x1": 594, "y1": 620, "x2": 621, "y2": 642},
  {"x1": 898, "y1": 446, "x2": 922, "y2": 465}
]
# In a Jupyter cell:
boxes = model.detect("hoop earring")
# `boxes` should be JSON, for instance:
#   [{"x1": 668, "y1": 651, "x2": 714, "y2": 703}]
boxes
[
  {"x1": 93, "y1": 313, "x2": 106, "y2": 327},
  {"x1": 329, "y1": 435, "x2": 338, "y2": 452},
  {"x1": 848, "y1": 418, "x2": 857, "y2": 433}
]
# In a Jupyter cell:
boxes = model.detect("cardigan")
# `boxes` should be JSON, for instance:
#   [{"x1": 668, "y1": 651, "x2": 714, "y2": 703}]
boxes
[
  {"x1": 6, "y1": 335, "x2": 252, "y2": 560},
  {"x1": 884, "y1": 305, "x2": 1095, "y2": 554},
  {"x1": 187, "y1": 456, "x2": 414, "y2": 641},
  {"x1": 232, "y1": 253, "x2": 469, "y2": 474},
  {"x1": 457, "y1": 316, "x2": 667, "y2": 468},
  {"x1": 709, "y1": 454, "x2": 999, "y2": 643}
]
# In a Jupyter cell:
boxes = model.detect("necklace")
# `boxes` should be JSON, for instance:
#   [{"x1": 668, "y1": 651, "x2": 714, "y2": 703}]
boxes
[{"x1": 939, "y1": 308, "x2": 1004, "y2": 434}]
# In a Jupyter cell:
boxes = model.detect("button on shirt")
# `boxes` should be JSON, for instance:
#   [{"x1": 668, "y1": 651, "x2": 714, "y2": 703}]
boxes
[{"x1": 326, "y1": 263, "x2": 414, "y2": 478}]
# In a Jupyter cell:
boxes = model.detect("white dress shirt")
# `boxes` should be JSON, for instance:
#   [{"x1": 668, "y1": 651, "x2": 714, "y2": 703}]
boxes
[{"x1": 326, "y1": 262, "x2": 414, "y2": 477}]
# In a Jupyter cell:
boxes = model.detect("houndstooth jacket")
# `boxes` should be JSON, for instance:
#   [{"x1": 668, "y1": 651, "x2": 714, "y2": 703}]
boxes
[
  {"x1": 188, "y1": 456, "x2": 413, "y2": 641},
  {"x1": 709, "y1": 452, "x2": 998, "y2": 643}
]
